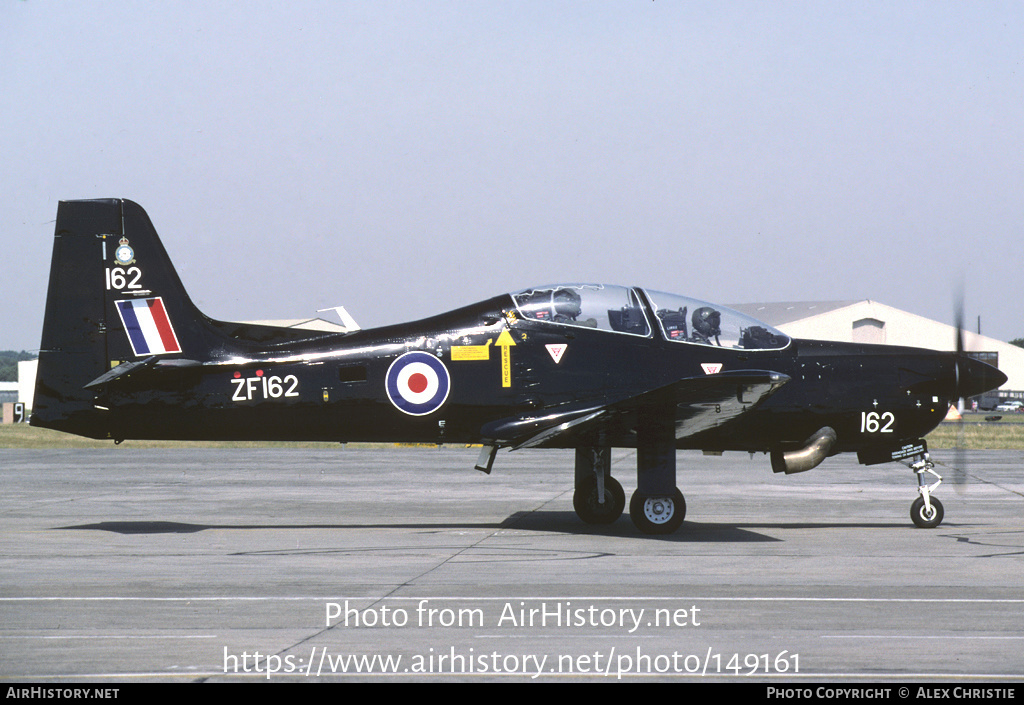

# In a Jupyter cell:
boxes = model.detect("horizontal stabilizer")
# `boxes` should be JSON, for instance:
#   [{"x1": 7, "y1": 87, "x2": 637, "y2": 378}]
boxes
[
  {"x1": 83, "y1": 357, "x2": 158, "y2": 388},
  {"x1": 84, "y1": 357, "x2": 207, "y2": 389}
]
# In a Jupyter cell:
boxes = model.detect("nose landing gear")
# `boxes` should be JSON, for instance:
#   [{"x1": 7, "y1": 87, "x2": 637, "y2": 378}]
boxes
[
  {"x1": 863, "y1": 440, "x2": 948, "y2": 529},
  {"x1": 908, "y1": 451, "x2": 944, "y2": 529}
]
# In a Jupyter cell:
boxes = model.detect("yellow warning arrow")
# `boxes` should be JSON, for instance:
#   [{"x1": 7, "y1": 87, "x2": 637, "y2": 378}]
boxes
[{"x1": 495, "y1": 329, "x2": 516, "y2": 388}]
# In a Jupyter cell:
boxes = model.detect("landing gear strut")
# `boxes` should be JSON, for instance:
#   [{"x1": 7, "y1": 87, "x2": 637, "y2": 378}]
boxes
[
  {"x1": 907, "y1": 452, "x2": 944, "y2": 529},
  {"x1": 572, "y1": 447, "x2": 624, "y2": 524},
  {"x1": 630, "y1": 410, "x2": 686, "y2": 534},
  {"x1": 574, "y1": 474, "x2": 625, "y2": 524},
  {"x1": 571, "y1": 441, "x2": 688, "y2": 534}
]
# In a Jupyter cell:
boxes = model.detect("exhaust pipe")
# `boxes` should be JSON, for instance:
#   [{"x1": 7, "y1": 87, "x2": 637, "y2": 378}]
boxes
[{"x1": 771, "y1": 427, "x2": 837, "y2": 474}]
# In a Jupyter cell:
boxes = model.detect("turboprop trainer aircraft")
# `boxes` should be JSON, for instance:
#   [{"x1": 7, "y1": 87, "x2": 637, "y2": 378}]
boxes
[{"x1": 33, "y1": 199, "x2": 1007, "y2": 534}]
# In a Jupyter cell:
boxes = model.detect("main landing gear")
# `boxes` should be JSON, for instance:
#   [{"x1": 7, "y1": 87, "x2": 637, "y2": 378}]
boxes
[
  {"x1": 629, "y1": 488, "x2": 686, "y2": 534},
  {"x1": 573, "y1": 417, "x2": 687, "y2": 534},
  {"x1": 573, "y1": 464, "x2": 626, "y2": 524}
]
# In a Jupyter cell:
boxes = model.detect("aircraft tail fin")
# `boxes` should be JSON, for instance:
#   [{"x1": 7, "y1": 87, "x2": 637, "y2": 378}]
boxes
[
  {"x1": 32, "y1": 199, "x2": 214, "y2": 436},
  {"x1": 33, "y1": 199, "x2": 342, "y2": 438}
]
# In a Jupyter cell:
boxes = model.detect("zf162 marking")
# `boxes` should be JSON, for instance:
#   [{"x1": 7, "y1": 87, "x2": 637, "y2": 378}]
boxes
[{"x1": 231, "y1": 372, "x2": 299, "y2": 402}]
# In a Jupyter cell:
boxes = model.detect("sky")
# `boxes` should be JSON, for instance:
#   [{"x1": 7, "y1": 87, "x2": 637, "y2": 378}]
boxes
[{"x1": 2, "y1": 1, "x2": 1022, "y2": 352}]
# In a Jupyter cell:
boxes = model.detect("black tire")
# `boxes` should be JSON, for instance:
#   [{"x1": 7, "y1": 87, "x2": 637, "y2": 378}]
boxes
[
  {"x1": 629, "y1": 488, "x2": 686, "y2": 535},
  {"x1": 573, "y1": 475, "x2": 625, "y2": 524},
  {"x1": 910, "y1": 496, "x2": 944, "y2": 529}
]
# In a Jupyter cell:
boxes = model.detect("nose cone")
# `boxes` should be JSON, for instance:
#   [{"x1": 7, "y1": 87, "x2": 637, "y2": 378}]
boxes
[{"x1": 958, "y1": 355, "x2": 1007, "y2": 399}]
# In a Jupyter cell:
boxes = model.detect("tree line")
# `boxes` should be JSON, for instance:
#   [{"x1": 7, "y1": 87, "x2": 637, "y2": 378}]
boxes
[{"x1": 0, "y1": 351, "x2": 35, "y2": 382}]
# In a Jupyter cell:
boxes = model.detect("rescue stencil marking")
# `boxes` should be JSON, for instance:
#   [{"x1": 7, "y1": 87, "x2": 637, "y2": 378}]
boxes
[
  {"x1": 115, "y1": 297, "x2": 181, "y2": 356},
  {"x1": 386, "y1": 351, "x2": 451, "y2": 415},
  {"x1": 496, "y1": 329, "x2": 516, "y2": 388},
  {"x1": 701, "y1": 363, "x2": 723, "y2": 375}
]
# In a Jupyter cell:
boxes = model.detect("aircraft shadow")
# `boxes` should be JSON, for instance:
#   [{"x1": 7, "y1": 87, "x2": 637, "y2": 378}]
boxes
[
  {"x1": 55, "y1": 520, "x2": 508, "y2": 534},
  {"x1": 56, "y1": 513, "x2": 908, "y2": 541},
  {"x1": 500, "y1": 511, "x2": 911, "y2": 540},
  {"x1": 55, "y1": 514, "x2": 797, "y2": 543},
  {"x1": 503, "y1": 511, "x2": 783, "y2": 542}
]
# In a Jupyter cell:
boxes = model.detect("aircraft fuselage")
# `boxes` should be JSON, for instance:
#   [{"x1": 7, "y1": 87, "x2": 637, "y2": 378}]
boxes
[{"x1": 72, "y1": 295, "x2": 968, "y2": 457}]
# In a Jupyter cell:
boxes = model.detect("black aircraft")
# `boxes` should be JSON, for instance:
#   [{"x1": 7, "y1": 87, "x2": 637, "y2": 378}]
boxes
[{"x1": 33, "y1": 199, "x2": 1007, "y2": 534}]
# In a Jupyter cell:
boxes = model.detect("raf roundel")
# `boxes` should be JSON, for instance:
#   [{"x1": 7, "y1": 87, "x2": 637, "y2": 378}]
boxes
[{"x1": 385, "y1": 351, "x2": 451, "y2": 416}]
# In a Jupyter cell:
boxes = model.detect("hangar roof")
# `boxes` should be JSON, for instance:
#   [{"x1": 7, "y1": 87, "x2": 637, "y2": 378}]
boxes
[{"x1": 728, "y1": 301, "x2": 862, "y2": 327}]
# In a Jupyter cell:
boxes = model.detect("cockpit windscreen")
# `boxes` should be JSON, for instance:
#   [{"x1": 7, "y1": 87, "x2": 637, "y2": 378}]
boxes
[
  {"x1": 644, "y1": 289, "x2": 790, "y2": 350},
  {"x1": 512, "y1": 285, "x2": 651, "y2": 336},
  {"x1": 510, "y1": 284, "x2": 789, "y2": 350}
]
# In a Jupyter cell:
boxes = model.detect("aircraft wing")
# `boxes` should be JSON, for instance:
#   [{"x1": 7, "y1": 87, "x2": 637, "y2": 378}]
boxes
[{"x1": 481, "y1": 370, "x2": 790, "y2": 450}]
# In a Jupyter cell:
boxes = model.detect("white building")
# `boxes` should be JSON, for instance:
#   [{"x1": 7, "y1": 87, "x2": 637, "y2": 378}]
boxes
[{"x1": 17, "y1": 359, "x2": 37, "y2": 409}]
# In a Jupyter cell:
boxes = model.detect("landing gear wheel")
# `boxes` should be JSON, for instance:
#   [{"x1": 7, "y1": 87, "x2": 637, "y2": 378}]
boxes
[
  {"x1": 573, "y1": 475, "x2": 625, "y2": 525},
  {"x1": 910, "y1": 496, "x2": 944, "y2": 529},
  {"x1": 629, "y1": 488, "x2": 686, "y2": 535}
]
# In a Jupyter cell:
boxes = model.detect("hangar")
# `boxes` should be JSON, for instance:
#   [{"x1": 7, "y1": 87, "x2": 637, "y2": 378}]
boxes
[{"x1": 731, "y1": 300, "x2": 1021, "y2": 408}]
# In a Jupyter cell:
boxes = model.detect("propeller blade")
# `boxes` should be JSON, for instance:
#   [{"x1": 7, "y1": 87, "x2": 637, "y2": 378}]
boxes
[
  {"x1": 952, "y1": 294, "x2": 967, "y2": 491},
  {"x1": 952, "y1": 417, "x2": 967, "y2": 492},
  {"x1": 954, "y1": 293, "x2": 965, "y2": 356}
]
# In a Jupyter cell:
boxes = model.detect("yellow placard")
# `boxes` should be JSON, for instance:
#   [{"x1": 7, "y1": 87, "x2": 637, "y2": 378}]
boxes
[
  {"x1": 451, "y1": 331, "x2": 516, "y2": 388},
  {"x1": 451, "y1": 339, "x2": 492, "y2": 361}
]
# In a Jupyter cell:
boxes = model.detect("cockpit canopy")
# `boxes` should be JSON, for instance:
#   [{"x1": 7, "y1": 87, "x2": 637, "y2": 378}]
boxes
[{"x1": 511, "y1": 284, "x2": 790, "y2": 351}]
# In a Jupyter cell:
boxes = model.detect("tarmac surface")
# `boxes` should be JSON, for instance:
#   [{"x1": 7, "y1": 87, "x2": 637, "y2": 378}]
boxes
[{"x1": 2, "y1": 446, "x2": 1023, "y2": 682}]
